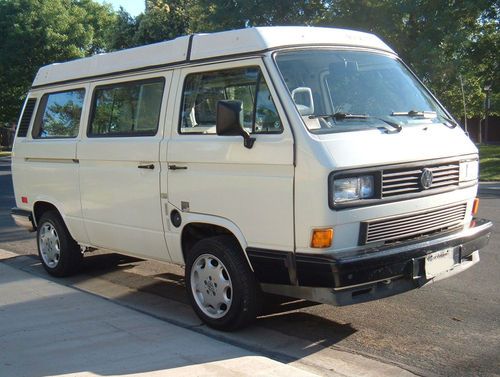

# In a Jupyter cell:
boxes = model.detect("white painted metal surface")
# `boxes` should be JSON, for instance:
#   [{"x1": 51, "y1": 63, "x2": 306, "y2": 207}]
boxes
[
  {"x1": 77, "y1": 72, "x2": 173, "y2": 261},
  {"x1": 166, "y1": 59, "x2": 294, "y2": 256},
  {"x1": 33, "y1": 27, "x2": 393, "y2": 87}
]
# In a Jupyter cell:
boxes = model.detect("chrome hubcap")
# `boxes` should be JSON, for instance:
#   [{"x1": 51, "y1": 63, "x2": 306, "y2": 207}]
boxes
[
  {"x1": 39, "y1": 223, "x2": 60, "y2": 268},
  {"x1": 191, "y1": 254, "x2": 232, "y2": 319}
]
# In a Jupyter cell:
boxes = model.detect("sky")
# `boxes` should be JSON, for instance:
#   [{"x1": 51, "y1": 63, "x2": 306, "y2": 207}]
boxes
[{"x1": 98, "y1": 0, "x2": 145, "y2": 17}]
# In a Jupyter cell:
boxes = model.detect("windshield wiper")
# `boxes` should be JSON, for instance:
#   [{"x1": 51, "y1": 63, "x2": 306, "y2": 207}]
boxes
[
  {"x1": 437, "y1": 114, "x2": 459, "y2": 128},
  {"x1": 391, "y1": 110, "x2": 458, "y2": 128},
  {"x1": 309, "y1": 112, "x2": 402, "y2": 133},
  {"x1": 391, "y1": 110, "x2": 437, "y2": 118},
  {"x1": 309, "y1": 112, "x2": 368, "y2": 120}
]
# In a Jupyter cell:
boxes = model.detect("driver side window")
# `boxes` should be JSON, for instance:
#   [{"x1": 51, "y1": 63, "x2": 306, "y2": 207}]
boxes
[{"x1": 179, "y1": 66, "x2": 282, "y2": 134}]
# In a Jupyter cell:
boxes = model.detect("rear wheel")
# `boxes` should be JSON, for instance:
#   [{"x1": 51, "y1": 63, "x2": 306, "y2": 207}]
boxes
[
  {"x1": 37, "y1": 210, "x2": 82, "y2": 277},
  {"x1": 185, "y1": 235, "x2": 260, "y2": 331}
]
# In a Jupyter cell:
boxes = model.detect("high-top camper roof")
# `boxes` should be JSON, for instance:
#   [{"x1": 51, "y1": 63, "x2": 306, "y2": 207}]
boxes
[{"x1": 32, "y1": 26, "x2": 394, "y2": 88}]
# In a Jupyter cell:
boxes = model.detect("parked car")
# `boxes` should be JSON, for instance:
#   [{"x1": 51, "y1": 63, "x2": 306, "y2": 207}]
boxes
[{"x1": 11, "y1": 27, "x2": 492, "y2": 330}]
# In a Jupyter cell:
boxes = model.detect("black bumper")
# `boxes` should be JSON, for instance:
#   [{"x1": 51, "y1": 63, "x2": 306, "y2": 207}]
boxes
[
  {"x1": 296, "y1": 218, "x2": 492, "y2": 289},
  {"x1": 249, "y1": 218, "x2": 492, "y2": 304}
]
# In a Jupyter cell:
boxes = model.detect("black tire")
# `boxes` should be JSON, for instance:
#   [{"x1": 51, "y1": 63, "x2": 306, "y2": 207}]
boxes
[
  {"x1": 36, "y1": 210, "x2": 82, "y2": 277},
  {"x1": 185, "y1": 235, "x2": 260, "y2": 331}
]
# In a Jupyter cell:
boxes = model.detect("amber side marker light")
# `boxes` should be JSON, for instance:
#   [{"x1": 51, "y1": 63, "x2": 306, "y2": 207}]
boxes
[
  {"x1": 311, "y1": 228, "x2": 333, "y2": 248},
  {"x1": 472, "y1": 198, "x2": 480, "y2": 216}
]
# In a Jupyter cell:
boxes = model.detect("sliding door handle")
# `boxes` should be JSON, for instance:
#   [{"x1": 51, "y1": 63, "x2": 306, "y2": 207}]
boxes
[
  {"x1": 168, "y1": 165, "x2": 187, "y2": 170},
  {"x1": 138, "y1": 164, "x2": 155, "y2": 170}
]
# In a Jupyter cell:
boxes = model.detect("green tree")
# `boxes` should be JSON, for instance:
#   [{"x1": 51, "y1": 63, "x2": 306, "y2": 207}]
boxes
[
  {"x1": 106, "y1": 7, "x2": 138, "y2": 51},
  {"x1": 191, "y1": 0, "x2": 328, "y2": 32},
  {"x1": 322, "y1": 0, "x2": 499, "y2": 118},
  {"x1": 0, "y1": 0, "x2": 115, "y2": 123},
  {"x1": 134, "y1": 0, "x2": 190, "y2": 45}
]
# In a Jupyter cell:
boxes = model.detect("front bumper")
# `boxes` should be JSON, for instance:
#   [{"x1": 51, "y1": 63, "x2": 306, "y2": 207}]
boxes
[
  {"x1": 260, "y1": 218, "x2": 492, "y2": 306},
  {"x1": 11, "y1": 207, "x2": 35, "y2": 231}
]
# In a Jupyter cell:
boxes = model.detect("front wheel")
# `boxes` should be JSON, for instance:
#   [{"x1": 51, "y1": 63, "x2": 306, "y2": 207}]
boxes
[
  {"x1": 37, "y1": 210, "x2": 82, "y2": 277},
  {"x1": 185, "y1": 235, "x2": 260, "y2": 331}
]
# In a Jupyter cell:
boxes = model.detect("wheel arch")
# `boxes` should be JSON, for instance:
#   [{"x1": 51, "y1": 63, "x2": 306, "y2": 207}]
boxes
[
  {"x1": 32, "y1": 200, "x2": 77, "y2": 238},
  {"x1": 180, "y1": 220, "x2": 254, "y2": 272},
  {"x1": 33, "y1": 201, "x2": 60, "y2": 225}
]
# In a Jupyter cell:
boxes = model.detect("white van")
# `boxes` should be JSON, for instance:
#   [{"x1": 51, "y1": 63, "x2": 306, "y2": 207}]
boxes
[{"x1": 11, "y1": 27, "x2": 492, "y2": 330}]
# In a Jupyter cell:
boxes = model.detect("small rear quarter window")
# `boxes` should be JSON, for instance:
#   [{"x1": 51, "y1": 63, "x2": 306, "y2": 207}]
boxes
[{"x1": 33, "y1": 89, "x2": 85, "y2": 139}]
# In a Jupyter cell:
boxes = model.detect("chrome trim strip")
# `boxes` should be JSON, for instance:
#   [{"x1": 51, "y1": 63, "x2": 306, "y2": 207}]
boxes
[{"x1": 25, "y1": 158, "x2": 79, "y2": 164}]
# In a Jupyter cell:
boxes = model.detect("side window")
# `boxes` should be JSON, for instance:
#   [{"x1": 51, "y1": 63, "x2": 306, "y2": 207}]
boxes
[
  {"x1": 33, "y1": 89, "x2": 85, "y2": 138},
  {"x1": 89, "y1": 78, "x2": 165, "y2": 137},
  {"x1": 180, "y1": 67, "x2": 282, "y2": 134}
]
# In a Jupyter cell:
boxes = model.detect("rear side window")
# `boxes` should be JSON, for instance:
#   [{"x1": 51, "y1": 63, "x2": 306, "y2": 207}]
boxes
[
  {"x1": 180, "y1": 67, "x2": 282, "y2": 134},
  {"x1": 88, "y1": 78, "x2": 165, "y2": 137},
  {"x1": 33, "y1": 89, "x2": 85, "y2": 138}
]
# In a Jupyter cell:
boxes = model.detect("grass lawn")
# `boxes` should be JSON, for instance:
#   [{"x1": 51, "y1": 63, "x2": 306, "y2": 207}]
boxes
[
  {"x1": 479, "y1": 144, "x2": 500, "y2": 181},
  {"x1": 0, "y1": 151, "x2": 11, "y2": 157}
]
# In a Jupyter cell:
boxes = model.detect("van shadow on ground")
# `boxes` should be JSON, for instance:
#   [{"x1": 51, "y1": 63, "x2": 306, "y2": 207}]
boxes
[{"x1": 1, "y1": 252, "x2": 357, "y2": 376}]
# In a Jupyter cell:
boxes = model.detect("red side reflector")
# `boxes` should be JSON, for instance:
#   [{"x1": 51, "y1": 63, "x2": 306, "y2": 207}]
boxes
[
  {"x1": 21, "y1": 196, "x2": 28, "y2": 204},
  {"x1": 472, "y1": 198, "x2": 479, "y2": 216}
]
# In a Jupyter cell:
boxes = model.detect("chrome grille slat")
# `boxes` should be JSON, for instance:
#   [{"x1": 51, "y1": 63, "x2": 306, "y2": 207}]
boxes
[
  {"x1": 367, "y1": 223, "x2": 462, "y2": 243},
  {"x1": 363, "y1": 203, "x2": 467, "y2": 244},
  {"x1": 367, "y1": 215, "x2": 464, "y2": 238},
  {"x1": 432, "y1": 169, "x2": 459, "y2": 175},
  {"x1": 383, "y1": 182, "x2": 420, "y2": 189},
  {"x1": 429, "y1": 165, "x2": 460, "y2": 173},
  {"x1": 381, "y1": 161, "x2": 460, "y2": 198},
  {"x1": 429, "y1": 180, "x2": 460, "y2": 188},
  {"x1": 432, "y1": 176, "x2": 459, "y2": 183},
  {"x1": 383, "y1": 176, "x2": 420, "y2": 183},
  {"x1": 432, "y1": 174, "x2": 459, "y2": 180},
  {"x1": 382, "y1": 187, "x2": 420, "y2": 195},
  {"x1": 383, "y1": 170, "x2": 422, "y2": 177},
  {"x1": 367, "y1": 205, "x2": 466, "y2": 229},
  {"x1": 368, "y1": 210, "x2": 465, "y2": 232}
]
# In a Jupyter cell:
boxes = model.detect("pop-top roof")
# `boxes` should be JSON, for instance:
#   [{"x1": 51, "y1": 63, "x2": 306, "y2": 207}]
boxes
[{"x1": 33, "y1": 26, "x2": 394, "y2": 87}]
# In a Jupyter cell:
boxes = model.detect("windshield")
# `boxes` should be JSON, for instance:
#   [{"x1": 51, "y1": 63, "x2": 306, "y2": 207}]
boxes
[{"x1": 275, "y1": 49, "x2": 451, "y2": 134}]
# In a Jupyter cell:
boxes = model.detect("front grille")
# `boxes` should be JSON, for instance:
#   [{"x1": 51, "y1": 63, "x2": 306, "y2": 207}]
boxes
[
  {"x1": 361, "y1": 203, "x2": 467, "y2": 245},
  {"x1": 382, "y1": 162, "x2": 460, "y2": 198}
]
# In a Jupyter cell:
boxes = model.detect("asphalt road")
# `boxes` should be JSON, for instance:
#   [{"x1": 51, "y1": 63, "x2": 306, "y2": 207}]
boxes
[{"x1": 1, "y1": 155, "x2": 499, "y2": 376}]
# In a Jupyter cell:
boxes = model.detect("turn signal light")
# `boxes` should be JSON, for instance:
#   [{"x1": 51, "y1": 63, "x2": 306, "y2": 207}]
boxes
[
  {"x1": 311, "y1": 228, "x2": 333, "y2": 248},
  {"x1": 472, "y1": 198, "x2": 479, "y2": 216}
]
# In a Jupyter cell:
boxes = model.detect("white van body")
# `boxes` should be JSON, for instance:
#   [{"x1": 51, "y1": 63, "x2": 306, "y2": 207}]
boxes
[{"x1": 11, "y1": 27, "x2": 492, "y2": 329}]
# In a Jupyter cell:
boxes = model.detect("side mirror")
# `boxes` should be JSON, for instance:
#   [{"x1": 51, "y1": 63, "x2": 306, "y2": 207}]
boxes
[
  {"x1": 291, "y1": 87, "x2": 314, "y2": 116},
  {"x1": 216, "y1": 100, "x2": 255, "y2": 149}
]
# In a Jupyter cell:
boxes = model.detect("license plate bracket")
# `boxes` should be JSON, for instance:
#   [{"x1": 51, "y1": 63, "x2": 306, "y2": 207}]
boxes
[{"x1": 425, "y1": 248, "x2": 458, "y2": 279}]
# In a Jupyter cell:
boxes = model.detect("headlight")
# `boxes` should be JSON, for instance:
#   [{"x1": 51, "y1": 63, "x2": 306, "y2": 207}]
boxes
[
  {"x1": 459, "y1": 160, "x2": 478, "y2": 182},
  {"x1": 333, "y1": 175, "x2": 374, "y2": 203}
]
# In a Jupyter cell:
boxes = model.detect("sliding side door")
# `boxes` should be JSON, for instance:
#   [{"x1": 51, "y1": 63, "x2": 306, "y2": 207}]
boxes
[{"x1": 78, "y1": 72, "x2": 172, "y2": 261}]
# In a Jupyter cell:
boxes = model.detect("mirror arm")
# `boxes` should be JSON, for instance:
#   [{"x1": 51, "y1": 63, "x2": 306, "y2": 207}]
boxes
[{"x1": 243, "y1": 136, "x2": 256, "y2": 149}]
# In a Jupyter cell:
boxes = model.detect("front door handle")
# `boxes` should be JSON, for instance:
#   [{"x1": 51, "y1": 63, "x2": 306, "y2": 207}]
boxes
[
  {"x1": 138, "y1": 164, "x2": 155, "y2": 170},
  {"x1": 168, "y1": 165, "x2": 188, "y2": 170}
]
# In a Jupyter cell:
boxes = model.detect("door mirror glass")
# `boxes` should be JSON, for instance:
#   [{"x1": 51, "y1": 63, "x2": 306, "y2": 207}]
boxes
[
  {"x1": 216, "y1": 100, "x2": 255, "y2": 149},
  {"x1": 291, "y1": 87, "x2": 314, "y2": 116}
]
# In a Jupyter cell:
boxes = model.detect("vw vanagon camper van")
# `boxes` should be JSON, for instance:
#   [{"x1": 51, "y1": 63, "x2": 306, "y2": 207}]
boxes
[{"x1": 11, "y1": 27, "x2": 492, "y2": 330}]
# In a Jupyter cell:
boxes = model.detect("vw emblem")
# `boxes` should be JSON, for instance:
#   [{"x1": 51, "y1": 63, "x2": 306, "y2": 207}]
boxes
[{"x1": 420, "y1": 168, "x2": 433, "y2": 189}]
